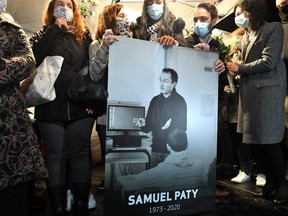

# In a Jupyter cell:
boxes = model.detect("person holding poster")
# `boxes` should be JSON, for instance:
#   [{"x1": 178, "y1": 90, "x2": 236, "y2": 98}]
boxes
[
  {"x1": 178, "y1": 2, "x2": 229, "y2": 197},
  {"x1": 178, "y1": 2, "x2": 226, "y2": 73},
  {"x1": 131, "y1": 0, "x2": 178, "y2": 46},
  {"x1": 89, "y1": 3, "x2": 132, "y2": 190},
  {"x1": 227, "y1": 0, "x2": 288, "y2": 204},
  {"x1": 136, "y1": 68, "x2": 187, "y2": 167}
]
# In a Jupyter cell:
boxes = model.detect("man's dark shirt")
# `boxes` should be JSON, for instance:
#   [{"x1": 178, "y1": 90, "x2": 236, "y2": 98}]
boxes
[{"x1": 142, "y1": 89, "x2": 187, "y2": 153}]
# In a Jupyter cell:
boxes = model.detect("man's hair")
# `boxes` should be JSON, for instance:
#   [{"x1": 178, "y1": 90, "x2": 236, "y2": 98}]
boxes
[
  {"x1": 196, "y1": 3, "x2": 218, "y2": 20},
  {"x1": 167, "y1": 129, "x2": 188, "y2": 152},
  {"x1": 162, "y1": 68, "x2": 178, "y2": 83},
  {"x1": 235, "y1": 0, "x2": 267, "y2": 32}
]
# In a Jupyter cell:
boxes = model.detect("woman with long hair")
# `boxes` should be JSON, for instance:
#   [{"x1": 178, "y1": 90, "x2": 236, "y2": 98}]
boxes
[
  {"x1": 89, "y1": 2, "x2": 132, "y2": 192},
  {"x1": 30, "y1": 0, "x2": 94, "y2": 214},
  {"x1": 131, "y1": 0, "x2": 178, "y2": 46},
  {"x1": 227, "y1": 0, "x2": 288, "y2": 204}
]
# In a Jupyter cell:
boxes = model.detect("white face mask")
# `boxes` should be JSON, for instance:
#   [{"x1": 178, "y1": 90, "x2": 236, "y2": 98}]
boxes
[
  {"x1": 0, "y1": 0, "x2": 7, "y2": 12},
  {"x1": 193, "y1": 21, "x2": 210, "y2": 38},
  {"x1": 234, "y1": 13, "x2": 249, "y2": 28},
  {"x1": 147, "y1": 4, "x2": 164, "y2": 21},
  {"x1": 54, "y1": 5, "x2": 74, "y2": 22}
]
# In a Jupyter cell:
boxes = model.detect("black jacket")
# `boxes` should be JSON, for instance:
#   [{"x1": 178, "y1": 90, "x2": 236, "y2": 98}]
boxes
[
  {"x1": 30, "y1": 25, "x2": 93, "y2": 122},
  {"x1": 142, "y1": 89, "x2": 187, "y2": 153}
]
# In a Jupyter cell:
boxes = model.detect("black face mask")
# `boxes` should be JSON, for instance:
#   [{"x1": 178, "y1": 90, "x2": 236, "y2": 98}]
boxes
[{"x1": 280, "y1": 3, "x2": 288, "y2": 15}]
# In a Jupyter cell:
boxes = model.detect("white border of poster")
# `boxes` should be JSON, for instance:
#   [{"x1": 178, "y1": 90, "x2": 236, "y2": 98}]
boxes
[{"x1": 104, "y1": 37, "x2": 218, "y2": 216}]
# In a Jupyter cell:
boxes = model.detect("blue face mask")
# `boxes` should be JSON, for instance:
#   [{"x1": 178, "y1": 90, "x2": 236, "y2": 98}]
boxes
[
  {"x1": 234, "y1": 13, "x2": 249, "y2": 28},
  {"x1": 147, "y1": 4, "x2": 164, "y2": 21},
  {"x1": 193, "y1": 21, "x2": 210, "y2": 38}
]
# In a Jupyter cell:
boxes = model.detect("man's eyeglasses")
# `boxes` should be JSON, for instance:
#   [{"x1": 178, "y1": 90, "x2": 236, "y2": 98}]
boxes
[{"x1": 158, "y1": 78, "x2": 171, "y2": 84}]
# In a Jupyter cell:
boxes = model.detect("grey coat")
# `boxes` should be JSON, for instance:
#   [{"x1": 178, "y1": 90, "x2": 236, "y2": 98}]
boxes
[{"x1": 237, "y1": 22, "x2": 286, "y2": 144}]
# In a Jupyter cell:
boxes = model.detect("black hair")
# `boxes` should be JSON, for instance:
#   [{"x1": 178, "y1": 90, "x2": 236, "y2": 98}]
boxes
[
  {"x1": 197, "y1": 3, "x2": 218, "y2": 20},
  {"x1": 167, "y1": 129, "x2": 188, "y2": 152},
  {"x1": 234, "y1": 0, "x2": 267, "y2": 32},
  {"x1": 162, "y1": 68, "x2": 178, "y2": 83}
]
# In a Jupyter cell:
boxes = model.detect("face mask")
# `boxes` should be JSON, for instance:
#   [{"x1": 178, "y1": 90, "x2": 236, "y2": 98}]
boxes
[
  {"x1": 193, "y1": 21, "x2": 210, "y2": 38},
  {"x1": 147, "y1": 4, "x2": 164, "y2": 21},
  {"x1": 54, "y1": 5, "x2": 74, "y2": 22},
  {"x1": 0, "y1": 0, "x2": 7, "y2": 12},
  {"x1": 116, "y1": 17, "x2": 131, "y2": 37},
  {"x1": 234, "y1": 13, "x2": 249, "y2": 28}
]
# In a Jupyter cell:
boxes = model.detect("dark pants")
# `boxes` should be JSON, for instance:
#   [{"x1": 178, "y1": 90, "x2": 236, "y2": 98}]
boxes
[
  {"x1": 237, "y1": 142, "x2": 251, "y2": 175},
  {"x1": 96, "y1": 124, "x2": 106, "y2": 164},
  {"x1": 0, "y1": 182, "x2": 29, "y2": 216},
  {"x1": 37, "y1": 117, "x2": 95, "y2": 187},
  {"x1": 250, "y1": 143, "x2": 286, "y2": 185},
  {"x1": 218, "y1": 121, "x2": 240, "y2": 166}
]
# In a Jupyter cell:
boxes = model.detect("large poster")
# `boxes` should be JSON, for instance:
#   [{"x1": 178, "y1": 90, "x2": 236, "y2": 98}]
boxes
[{"x1": 104, "y1": 37, "x2": 218, "y2": 216}]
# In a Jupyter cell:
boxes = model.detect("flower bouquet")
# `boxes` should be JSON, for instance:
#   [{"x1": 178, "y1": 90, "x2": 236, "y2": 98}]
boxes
[{"x1": 212, "y1": 29, "x2": 242, "y2": 94}]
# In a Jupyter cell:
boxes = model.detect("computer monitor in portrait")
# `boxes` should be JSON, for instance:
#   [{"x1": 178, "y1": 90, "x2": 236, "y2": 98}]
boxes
[{"x1": 107, "y1": 104, "x2": 145, "y2": 147}]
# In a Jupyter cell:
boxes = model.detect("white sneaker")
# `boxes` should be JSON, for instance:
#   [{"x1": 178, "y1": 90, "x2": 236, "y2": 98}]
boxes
[
  {"x1": 231, "y1": 170, "x2": 251, "y2": 183},
  {"x1": 66, "y1": 189, "x2": 74, "y2": 212},
  {"x1": 256, "y1": 173, "x2": 266, "y2": 187},
  {"x1": 88, "y1": 191, "x2": 96, "y2": 209}
]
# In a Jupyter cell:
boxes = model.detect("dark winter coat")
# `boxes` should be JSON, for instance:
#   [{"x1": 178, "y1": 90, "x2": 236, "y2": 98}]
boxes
[{"x1": 30, "y1": 25, "x2": 93, "y2": 122}]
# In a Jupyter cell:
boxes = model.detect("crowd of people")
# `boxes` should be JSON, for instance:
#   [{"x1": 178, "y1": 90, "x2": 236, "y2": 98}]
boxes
[{"x1": 1, "y1": 0, "x2": 288, "y2": 215}]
